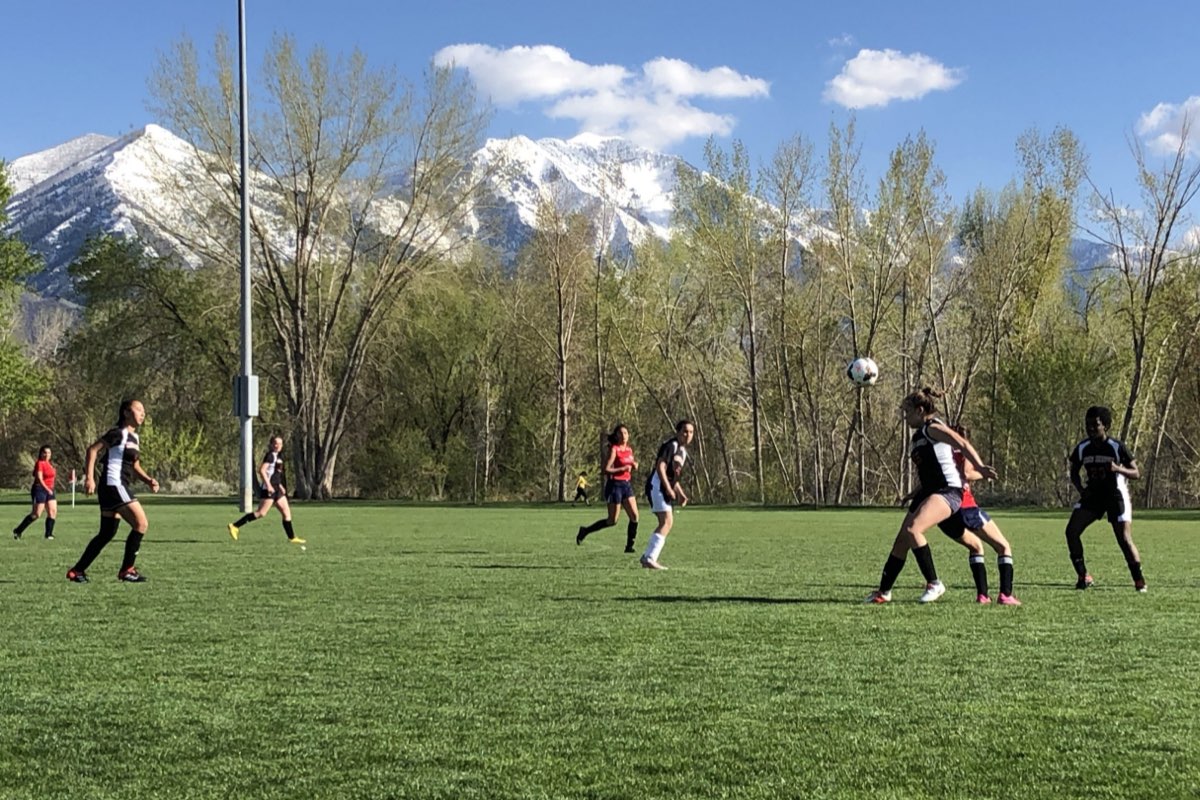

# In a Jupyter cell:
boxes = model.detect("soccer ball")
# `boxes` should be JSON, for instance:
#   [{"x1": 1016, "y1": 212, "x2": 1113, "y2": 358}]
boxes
[{"x1": 847, "y1": 357, "x2": 879, "y2": 387}]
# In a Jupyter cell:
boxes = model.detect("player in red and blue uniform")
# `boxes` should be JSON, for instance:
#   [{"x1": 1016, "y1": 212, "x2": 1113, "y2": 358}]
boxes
[
  {"x1": 227, "y1": 435, "x2": 305, "y2": 544},
  {"x1": 576, "y1": 423, "x2": 640, "y2": 552},
  {"x1": 865, "y1": 388, "x2": 997, "y2": 604},
  {"x1": 67, "y1": 399, "x2": 160, "y2": 583},
  {"x1": 1064, "y1": 405, "x2": 1145, "y2": 592},
  {"x1": 12, "y1": 445, "x2": 58, "y2": 540}
]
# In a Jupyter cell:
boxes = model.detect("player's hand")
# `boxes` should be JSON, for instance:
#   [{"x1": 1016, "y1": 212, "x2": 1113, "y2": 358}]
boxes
[
  {"x1": 678, "y1": 495, "x2": 688, "y2": 508},
  {"x1": 148, "y1": 478, "x2": 160, "y2": 493},
  {"x1": 84, "y1": 478, "x2": 95, "y2": 495},
  {"x1": 1108, "y1": 462, "x2": 1122, "y2": 473},
  {"x1": 979, "y1": 465, "x2": 999, "y2": 480}
]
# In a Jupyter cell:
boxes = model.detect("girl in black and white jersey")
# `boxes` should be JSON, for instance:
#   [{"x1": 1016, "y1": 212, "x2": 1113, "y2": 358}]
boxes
[
  {"x1": 227, "y1": 435, "x2": 305, "y2": 544},
  {"x1": 865, "y1": 388, "x2": 997, "y2": 604},
  {"x1": 639, "y1": 419, "x2": 696, "y2": 570},
  {"x1": 66, "y1": 399, "x2": 159, "y2": 583}
]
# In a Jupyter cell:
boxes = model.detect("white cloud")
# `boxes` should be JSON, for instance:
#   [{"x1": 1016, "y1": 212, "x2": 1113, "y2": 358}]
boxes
[
  {"x1": 1136, "y1": 96, "x2": 1200, "y2": 156},
  {"x1": 828, "y1": 33, "x2": 856, "y2": 48},
  {"x1": 823, "y1": 48, "x2": 964, "y2": 109},
  {"x1": 433, "y1": 44, "x2": 768, "y2": 150}
]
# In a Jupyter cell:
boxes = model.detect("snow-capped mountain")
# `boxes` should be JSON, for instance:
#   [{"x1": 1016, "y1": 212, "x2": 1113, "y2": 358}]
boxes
[{"x1": 3, "y1": 125, "x2": 691, "y2": 298}]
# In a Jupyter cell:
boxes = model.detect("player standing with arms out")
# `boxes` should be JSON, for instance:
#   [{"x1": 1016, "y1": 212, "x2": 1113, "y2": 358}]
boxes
[
  {"x1": 13, "y1": 445, "x2": 58, "y2": 540},
  {"x1": 577, "y1": 424, "x2": 640, "y2": 552},
  {"x1": 1064, "y1": 406, "x2": 1146, "y2": 592},
  {"x1": 66, "y1": 399, "x2": 159, "y2": 583},
  {"x1": 865, "y1": 388, "x2": 997, "y2": 604},
  {"x1": 639, "y1": 419, "x2": 695, "y2": 570},
  {"x1": 227, "y1": 435, "x2": 305, "y2": 544}
]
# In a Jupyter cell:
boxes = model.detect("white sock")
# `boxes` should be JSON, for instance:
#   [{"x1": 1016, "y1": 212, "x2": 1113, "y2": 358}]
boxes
[{"x1": 643, "y1": 532, "x2": 666, "y2": 562}]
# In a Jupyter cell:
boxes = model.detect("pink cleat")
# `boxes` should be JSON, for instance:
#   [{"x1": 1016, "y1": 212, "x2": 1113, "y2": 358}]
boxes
[
  {"x1": 997, "y1": 593, "x2": 1022, "y2": 606},
  {"x1": 975, "y1": 594, "x2": 992, "y2": 605}
]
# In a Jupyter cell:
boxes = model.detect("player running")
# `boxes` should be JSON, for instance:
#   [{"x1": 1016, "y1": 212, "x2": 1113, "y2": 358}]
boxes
[{"x1": 227, "y1": 435, "x2": 306, "y2": 545}]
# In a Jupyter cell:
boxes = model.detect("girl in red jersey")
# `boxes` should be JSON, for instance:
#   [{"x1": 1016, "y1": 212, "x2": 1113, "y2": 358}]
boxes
[
  {"x1": 12, "y1": 445, "x2": 58, "y2": 540},
  {"x1": 576, "y1": 423, "x2": 640, "y2": 553},
  {"x1": 226, "y1": 435, "x2": 305, "y2": 544}
]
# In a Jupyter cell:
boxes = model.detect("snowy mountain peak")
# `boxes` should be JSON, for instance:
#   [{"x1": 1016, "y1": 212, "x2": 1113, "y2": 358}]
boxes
[{"x1": 6, "y1": 133, "x2": 116, "y2": 194}]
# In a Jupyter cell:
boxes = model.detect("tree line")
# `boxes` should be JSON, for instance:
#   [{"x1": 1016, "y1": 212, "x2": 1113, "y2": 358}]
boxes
[{"x1": 2, "y1": 35, "x2": 1198, "y2": 508}]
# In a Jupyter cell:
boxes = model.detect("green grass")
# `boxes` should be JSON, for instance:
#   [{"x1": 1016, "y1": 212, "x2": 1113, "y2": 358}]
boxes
[{"x1": 1, "y1": 501, "x2": 1197, "y2": 799}]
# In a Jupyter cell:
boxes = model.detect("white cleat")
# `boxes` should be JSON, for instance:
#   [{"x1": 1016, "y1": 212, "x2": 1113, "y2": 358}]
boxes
[
  {"x1": 918, "y1": 580, "x2": 946, "y2": 604},
  {"x1": 640, "y1": 557, "x2": 668, "y2": 571}
]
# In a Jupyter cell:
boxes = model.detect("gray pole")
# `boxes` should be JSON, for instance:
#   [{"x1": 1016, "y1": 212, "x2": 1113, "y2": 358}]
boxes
[{"x1": 236, "y1": 0, "x2": 258, "y2": 512}]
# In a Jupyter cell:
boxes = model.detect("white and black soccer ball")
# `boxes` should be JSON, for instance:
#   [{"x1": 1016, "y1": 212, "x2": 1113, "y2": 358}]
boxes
[{"x1": 847, "y1": 356, "x2": 879, "y2": 387}]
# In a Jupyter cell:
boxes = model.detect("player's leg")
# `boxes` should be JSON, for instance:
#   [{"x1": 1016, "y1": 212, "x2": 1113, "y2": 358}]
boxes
[
  {"x1": 622, "y1": 495, "x2": 640, "y2": 553},
  {"x1": 275, "y1": 495, "x2": 304, "y2": 543},
  {"x1": 1064, "y1": 506, "x2": 1098, "y2": 588},
  {"x1": 44, "y1": 499, "x2": 57, "y2": 539},
  {"x1": 906, "y1": 493, "x2": 955, "y2": 603},
  {"x1": 115, "y1": 501, "x2": 149, "y2": 581}
]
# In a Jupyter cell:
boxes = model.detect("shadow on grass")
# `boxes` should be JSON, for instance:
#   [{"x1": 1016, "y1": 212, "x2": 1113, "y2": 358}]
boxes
[{"x1": 615, "y1": 594, "x2": 844, "y2": 605}]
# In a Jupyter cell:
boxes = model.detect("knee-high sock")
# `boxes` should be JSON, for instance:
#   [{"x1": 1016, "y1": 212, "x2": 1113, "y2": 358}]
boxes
[
  {"x1": 581, "y1": 518, "x2": 616, "y2": 535},
  {"x1": 121, "y1": 530, "x2": 144, "y2": 572},
  {"x1": 44, "y1": 517, "x2": 56, "y2": 538},
  {"x1": 13, "y1": 514, "x2": 35, "y2": 536},
  {"x1": 912, "y1": 544, "x2": 938, "y2": 584},
  {"x1": 283, "y1": 519, "x2": 297, "y2": 540},
  {"x1": 626, "y1": 520, "x2": 639, "y2": 548},
  {"x1": 878, "y1": 554, "x2": 906, "y2": 594},
  {"x1": 1066, "y1": 531, "x2": 1087, "y2": 577},
  {"x1": 998, "y1": 555, "x2": 1014, "y2": 596},
  {"x1": 233, "y1": 513, "x2": 257, "y2": 528},
  {"x1": 969, "y1": 554, "x2": 988, "y2": 595},
  {"x1": 72, "y1": 516, "x2": 121, "y2": 572},
  {"x1": 1113, "y1": 533, "x2": 1143, "y2": 581}
]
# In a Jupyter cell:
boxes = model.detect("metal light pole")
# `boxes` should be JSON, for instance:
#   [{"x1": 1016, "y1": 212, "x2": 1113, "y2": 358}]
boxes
[{"x1": 234, "y1": 0, "x2": 258, "y2": 512}]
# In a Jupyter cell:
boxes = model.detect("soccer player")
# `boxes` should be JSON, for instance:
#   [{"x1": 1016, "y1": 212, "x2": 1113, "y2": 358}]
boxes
[
  {"x1": 576, "y1": 424, "x2": 640, "y2": 552},
  {"x1": 939, "y1": 423, "x2": 1021, "y2": 605},
  {"x1": 639, "y1": 419, "x2": 696, "y2": 570},
  {"x1": 571, "y1": 472, "x2": 591, "y2": 505},
  {"x1": 865, "y1": 388, "x2": 997, "y2": 604},
  {"x1": 66, "y1": 399, "x2": 159, "y2": 583},
  {"x1": 227, "y1": 435, "x2": 305, "y2": 544},
  {"x1": 1064, "y1": 406, "x2": 1146, "y2": 592},
  {"x1": 12, "y1": 445, "x2": 58, "y2": 540}
]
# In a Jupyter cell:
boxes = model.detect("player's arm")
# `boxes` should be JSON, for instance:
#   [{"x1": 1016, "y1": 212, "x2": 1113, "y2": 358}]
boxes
[
  {"x1": 603, "y1": 445, "x2": 620, "y2": 476},
  {"x1": 83, "y1": 440, "x2": 104, "y2": 494},
  {"x1": 962, "y1": 462, "x2": 984, "y2": 482},
  {"x1": 656, "y1": 458, "x2": 676, "y2": 501},
  {"x1": 259, "y1": 459, "x2": 272, "y2": 487},
  {"x1": 672, "y1": 456, "x2": 688, "y2": 507},
  {"x1": 1068, "y1": 452, "x2": 1085, "y2": 495},
  {"x1": 35, "y1": 464, "x2": 53, "y2": 492},
  {"x1": 131, "y1": 458, "x2": 159, "y2": 493},
  {"x1": 1111, "y1": 459, "x2": 1140, "y2": 480},
  {"x1": 929, "y1": 423, "x2": 997, "y2": 480}
]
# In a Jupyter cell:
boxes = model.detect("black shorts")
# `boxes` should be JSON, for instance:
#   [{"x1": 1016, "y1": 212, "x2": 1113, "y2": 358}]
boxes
[
  {"x1": 604, "y1": 479, "x2": 633, "y2": 505},
  {"x1": 32, "y1": 485, "x2": 56, "y2": 504},
  {"x1": 938, "y1": 506, "x2": 992, "y2": 540},
  {"x1": 258, "y1": 483, "x2": 286, "y2": 502},
  {"x1": 1075, "y1": 492, "x2": 1131, "y2": 524},
  {"x1": 909, "y1": 488, "x2": 963, "y2": 516},
  {"x1": 98, "y1": 484, "x2": 136, "y2": 513}
]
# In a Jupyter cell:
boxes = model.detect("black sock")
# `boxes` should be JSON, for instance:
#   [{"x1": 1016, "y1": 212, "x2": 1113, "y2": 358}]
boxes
[
  {"x1": 582, "y1": 518, "x2": 615, "y2": 535},
  {"x1": 283, "y1": 519, "x2": 296, "y2": 540},
  {"x1": 13, "y1": 514, "x2": 35, "y2": 535},
  {"x1": 234, "y1": 513, "x2": 257, "y2": 528},
  {"x1": 45, "y1": 517, "x2": 56, "y2": 538},
  {"x1": 121, "y1": 530, "x2": 145, "y2": 572},
  {"x1": 1129, "y1": 561, "x2": 1144, "y2": 583},
  {"x1": 73, "y1": 517, "x2": 121, "y2": 573},
  {"x1": 969, "y1": 554, "x2": 988, "y2": 595},
  {"x1": 998, "y1": 556, "x2": 1014, "y2": 596},
  {"x1": 1071, "y1": 557, "x2": 1088, "y2": 578},
  {"x1": 626, "y1": 521, "x2": 639, "y2": 548},
  {"x1": 879, "y1": 554, "x2": 906, "y2": 593},
  {"x1": 912, "y1": 544, "x2": 939, "y2": 584}
]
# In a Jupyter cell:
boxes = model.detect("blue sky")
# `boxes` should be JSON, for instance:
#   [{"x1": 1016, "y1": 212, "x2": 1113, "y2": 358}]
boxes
[{"x1": 3, "y1": 0, "x2": 1198, "y2": 206}]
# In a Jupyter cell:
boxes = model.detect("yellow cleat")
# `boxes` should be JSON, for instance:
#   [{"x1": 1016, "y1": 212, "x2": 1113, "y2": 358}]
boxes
[
  {"x1": 227, "y1": 523, "x2": 239, "y2": 541},
  {"x1": 288, "y1": 537, "x2": 306, "y2": 545}
]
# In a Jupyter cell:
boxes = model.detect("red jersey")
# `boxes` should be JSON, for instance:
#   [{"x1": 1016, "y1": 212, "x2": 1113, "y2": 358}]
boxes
[
  {"x1": 34, "y1": 459, "x2": 56, "y2": 489},
  {"x1": 952, "y1": 451, "x2": 976, "y2": 509},
  {"x1": 609, "y1": 444, "x2": 634, "y2": 482}
]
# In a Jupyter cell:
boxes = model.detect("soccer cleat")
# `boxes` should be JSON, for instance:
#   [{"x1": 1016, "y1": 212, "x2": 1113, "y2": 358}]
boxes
[
  {"x1": 66, "y1": 569, "x2": 88, "y2": 583},
  {"x1": 918, "y1": 580, "x2": 946, "y2": 604},
  {"x1": 12, "y1": 529, "x2": 21, "y2": 540},
  {"x1": 976, "y1": 593, "x2": 992, "y2": 605},
  {"x1": 640, "y1": 557, "x2": 667, "y2": 570},
  {"x1": 576, "y1": 526, "x2": 587, "y2": 546},
  {"x1": 1134, "y1": 580, "x2": 1147, "y2": 593},
  {"x1": 45, "y1": 534, "x2": 54, "y2": 540},
  {"x1": 864, "y1": 590, "x2": 892, "y2": 604},
  {"x1": 118, "y1": 568, "x2": 147, "y2": 583},
  {"x1": 1075, "y1": 574, "x2": 1094, "y2": 590},
  {"x1": 227, "y1": 523, "x2": 239, "y2": 541},
  {"x1": 623, "y1": 543, "x2": 636, "y2": 554},
  {"x1": 287, "y1": 537, "x2": 306, "y2": 545},
  {"x1": 997, "y1": 593, "x2": 1022, "y2": 606}
]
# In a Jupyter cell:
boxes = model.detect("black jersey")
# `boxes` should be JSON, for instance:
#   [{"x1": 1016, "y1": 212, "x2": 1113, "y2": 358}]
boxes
[
  {"x1": 647, "y1": 437, "x2": 688, "y2": 493},
  {"x1": 98, "y1": 427, "x2": 140, "y2": 488},
  {"x1": 262, "y1": 450, "x2": 285, "y2": 488},
  {"x1": 1070, "y1": 437, "x2": 1134, "y2": 498},
  {"x1": 909, "y1": 418, "x2": 961, "y2": 491}
]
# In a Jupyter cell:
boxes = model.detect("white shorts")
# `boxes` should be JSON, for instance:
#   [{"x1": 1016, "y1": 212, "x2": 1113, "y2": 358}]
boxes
[{"x1": 648, "y1": 477, "x2": 673, "y2": 514}]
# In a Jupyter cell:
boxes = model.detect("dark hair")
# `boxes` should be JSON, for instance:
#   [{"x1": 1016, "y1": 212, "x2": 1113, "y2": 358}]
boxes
[
  {"x1": 270, "y1": 434, "x2": 284, "y2": 447},
  {"x1": 38, "y1": 445, "x2": 52, "y2": 459},
  {"x1": 902, "y1": 387, "x2": 944, "y2": 416},
  {"x1": 117, "y1": 398, "x2": 139, "y2": 427},
  {"x1": 675, "y1": 419, "x2": 694, "y2": 433},
  {"x1": 1085, "y1": 406, "x2": 1113, "y2": 428},
  {"x1": 607, "y1": 423, "x2": 628, "y2": 445}
]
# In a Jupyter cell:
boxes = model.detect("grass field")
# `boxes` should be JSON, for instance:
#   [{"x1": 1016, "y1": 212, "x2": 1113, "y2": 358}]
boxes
[{"x1": 0, "y1": 499, "x2": 1197, "y2": 799}]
